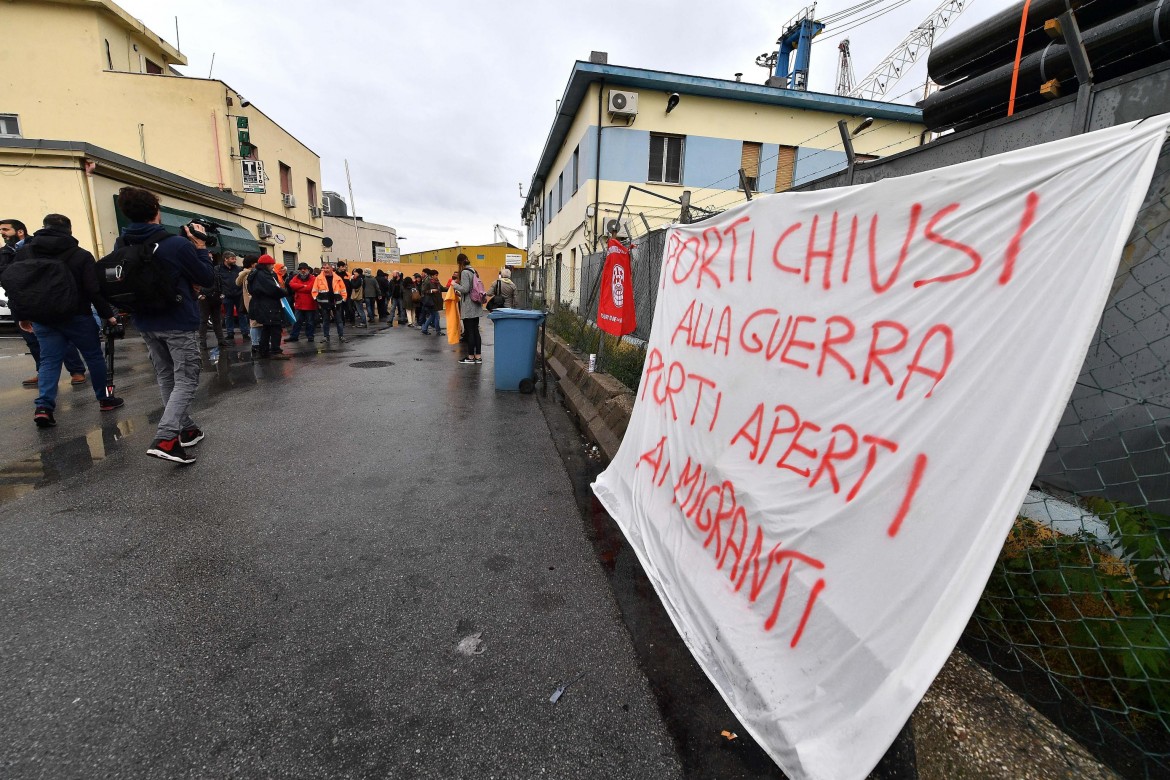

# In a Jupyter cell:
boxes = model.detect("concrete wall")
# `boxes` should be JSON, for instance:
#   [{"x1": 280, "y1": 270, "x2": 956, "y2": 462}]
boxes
[{"x1": 322, "y1": 216, "x2": 398, "y2": 265}]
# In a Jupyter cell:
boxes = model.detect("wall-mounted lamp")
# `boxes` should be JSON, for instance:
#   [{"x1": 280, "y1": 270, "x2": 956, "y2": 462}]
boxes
[{"x1": 666, "y1": 92, "x2": 681, "y2": 114}]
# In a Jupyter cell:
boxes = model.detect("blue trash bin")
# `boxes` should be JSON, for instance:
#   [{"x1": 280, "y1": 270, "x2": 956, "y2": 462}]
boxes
[{"x1": 488, "y1": 308, "x2": 546, "y2": 392}]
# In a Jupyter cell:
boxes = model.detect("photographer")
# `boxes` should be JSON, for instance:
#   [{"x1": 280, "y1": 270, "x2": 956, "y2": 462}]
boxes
[{"x1": 115, "y1": 186, "x2": 214, "y2": 465}]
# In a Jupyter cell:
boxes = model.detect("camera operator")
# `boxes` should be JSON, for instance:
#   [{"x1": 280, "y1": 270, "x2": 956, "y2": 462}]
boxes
[{"x1": 115, "y1": 186, "x2": 214, "y2": 465}]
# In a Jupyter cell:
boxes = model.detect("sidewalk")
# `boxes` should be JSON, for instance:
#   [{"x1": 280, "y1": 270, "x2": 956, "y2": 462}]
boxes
[{"x1": 0, "y1": 322, "x2": 681, "y2": 779}]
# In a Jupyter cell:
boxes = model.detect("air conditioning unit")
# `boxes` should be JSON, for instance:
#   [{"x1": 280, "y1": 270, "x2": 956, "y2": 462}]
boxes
[
  {"x1": 605, "y1": 218, "x2": 631, "y2": 239},
  {"x1": 282, "y1": 193, "x2": 296, "y2": 208},
  {"x1": 608, "y1": 90, "x2": 638, "y2": 118},
  {"x1": 309, "y1": 205, "x2": 322, "y2": 219},
  {"x1": 257, "y1": 222, "x2": 274, "y2": 239}
]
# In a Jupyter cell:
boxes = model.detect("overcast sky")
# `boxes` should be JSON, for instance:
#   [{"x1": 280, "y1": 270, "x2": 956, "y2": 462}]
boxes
[{"x1": 120, "y1": 0, "x2": 1018, "y2": 252}]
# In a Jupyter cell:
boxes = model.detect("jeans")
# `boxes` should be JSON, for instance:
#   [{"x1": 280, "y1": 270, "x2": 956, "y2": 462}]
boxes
[
  {"x1": 390, "y1": 297, "x2": 406, "y2": 323},
  {"x1": 290, "y1": 309, "x2": 317, "y2": 340},
  {"x1": 22, "y1": 329, "x2": 86, "y2": 376},
  {"x1": 142, "y1": 330, "x2": 201, "y2": 439},
  {"x1": 319, "y1": 305, "x2": 345, "y2": 338},
  {"x1": 32, "y1": 315, "x2": 109, "y2": 410},
  {"x1": 377, "y1": 297, "x2": 389, "y2": 318},
  {"x1": 354, "y1": 299, "x2": 368, "y2": 326},
  {"x1": 420, "y1": 308, "x2": 440, "y2": 333},
  {"x1": 366, "y1": 298, "x2": 377, "y2": 322},
  {"x1": 223, "y1": 297, "x2": 247, "y2": 336}
]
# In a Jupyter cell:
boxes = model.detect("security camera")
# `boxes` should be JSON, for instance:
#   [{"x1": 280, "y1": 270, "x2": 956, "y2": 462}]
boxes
[{"x1": 666, "y1": 92, "x2": 680, "y2": 113}]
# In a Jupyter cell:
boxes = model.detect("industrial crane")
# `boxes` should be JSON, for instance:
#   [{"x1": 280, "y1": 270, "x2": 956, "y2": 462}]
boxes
[
  {"x1": 493, "y1": 224, "x2": 524, "y2": 246},
  {"x1": 848, "y1": 0, "x2": 973, "y2": 102},
  {"x1": 836, "y1": 39, "x2": 856, "y2": 96}
]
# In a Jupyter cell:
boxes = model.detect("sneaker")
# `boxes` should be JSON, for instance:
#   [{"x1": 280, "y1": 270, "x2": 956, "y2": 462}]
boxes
[
  {"x1": 98, "y1": 396, "x2": 125, "y2": 412},
  {"x1": 474, "y1": 358, "x2": 482, "y2": 364},
  {"x1": 147, "y1": 436, "x2": 195, "y2": 465},
  {"x1": 338, "y1": 336, "x2": 348, "y2": 343},
  {"x1": 22, "y1": 375, "x2": 39, "y2": 387},
  {"x1": 459, "y1": 358, "x2": 477, "y2": 364},
  {"x1": 34, "y1": 407, "x2": 56, "y2": 428},
  {"x1": 420, "y1": 330, "x2": 429, "y2": 335},
  {"x1": 70, "y1": 373, "x2": 87, "y2": 385},
  {"x1": 179, "y1": 426, "x2": 204, "y2": 447}
]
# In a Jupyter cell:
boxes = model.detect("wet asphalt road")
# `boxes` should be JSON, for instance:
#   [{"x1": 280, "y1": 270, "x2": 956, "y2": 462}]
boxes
[{"x1": 0, "y1": 321, "x2": 683, "y2": 779}]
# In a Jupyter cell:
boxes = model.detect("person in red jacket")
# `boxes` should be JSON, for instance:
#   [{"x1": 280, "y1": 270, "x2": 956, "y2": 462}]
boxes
[{"x1": 287, "y1": 263, "x2": 318, "y2": 342}]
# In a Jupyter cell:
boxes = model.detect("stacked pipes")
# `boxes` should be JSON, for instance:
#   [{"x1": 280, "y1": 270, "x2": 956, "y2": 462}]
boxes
[{"x1": 922, "y1": 0, "x2": 1170, "y2": 132}]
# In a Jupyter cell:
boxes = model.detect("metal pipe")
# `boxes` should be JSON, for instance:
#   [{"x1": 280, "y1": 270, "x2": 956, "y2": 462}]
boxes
[
  {"x1": 922, "y1": 3, "x2": 1170, "y2": 132},
  {"x1": 927, "y1": 0, "x2": 1146, "y2": 86}
]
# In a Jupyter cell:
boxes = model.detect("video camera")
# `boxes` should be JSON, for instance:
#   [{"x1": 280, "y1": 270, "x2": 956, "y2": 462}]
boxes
[
  {"x1": 185, "y1": 218, "x2": 222, "y2": 247},
  {"x1": 104, "y1": 313, "x2": 126, "y2": 340}
]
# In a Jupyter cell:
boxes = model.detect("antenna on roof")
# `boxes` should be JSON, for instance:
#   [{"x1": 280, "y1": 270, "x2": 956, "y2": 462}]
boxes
[{"x1": 207, "y1": 52, "x2": 215, "y2": 79}]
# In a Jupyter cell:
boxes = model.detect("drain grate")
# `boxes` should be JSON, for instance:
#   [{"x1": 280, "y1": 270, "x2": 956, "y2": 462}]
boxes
[{"x1": 349, "y1": 360, "x2": 395, "y2": 368}]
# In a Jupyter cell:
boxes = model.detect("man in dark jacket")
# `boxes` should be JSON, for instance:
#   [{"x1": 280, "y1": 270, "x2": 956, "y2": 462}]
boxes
[
  {"x1": 7, "y1": 214, "x2": 123, "y2": 427},
  {"x1": 1, "y1": 217, "x2": 88, "y2": 388},
  {"x1": 115, "y1": 186, "x2": 214, "y2": 465},
  {"x1": 216, "y1": 251, "x2": 246, "y2": 341}
]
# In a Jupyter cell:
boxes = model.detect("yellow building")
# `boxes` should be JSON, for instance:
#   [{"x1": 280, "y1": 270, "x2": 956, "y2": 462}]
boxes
[
  {"x1": 0, "y1": 0, "x2": 323, "y2": 267},
  {"x1": 350, "y1": 243, "x2": 527, "y2": 286},
  {"x1": 522, "y1": 56, "x2": 926, "y2": 306}
]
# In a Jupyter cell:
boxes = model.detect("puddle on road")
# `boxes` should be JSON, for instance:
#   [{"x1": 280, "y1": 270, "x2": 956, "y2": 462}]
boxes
[
  {"x1": 0, "y1": 338, "x2": 375, "y2": 508},
  {"x1": 0, "y1": 417, "x2": 141, "y2": 505}
]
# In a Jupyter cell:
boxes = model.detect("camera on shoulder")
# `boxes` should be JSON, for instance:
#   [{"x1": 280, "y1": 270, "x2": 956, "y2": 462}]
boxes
[{"x1": 186, "y1": 219, "x2": 221, "y2": 247}]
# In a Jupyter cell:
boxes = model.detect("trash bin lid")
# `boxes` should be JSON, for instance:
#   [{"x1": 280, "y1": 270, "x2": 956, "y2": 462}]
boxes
[{"x1": 489, "y1": 308, "x2": 546, "y2": 321}]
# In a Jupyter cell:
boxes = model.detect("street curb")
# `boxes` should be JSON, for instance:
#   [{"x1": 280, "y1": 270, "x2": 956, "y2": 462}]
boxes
[{"x1": 541, "y1": 331, "x2": 1119, "y2": 780}]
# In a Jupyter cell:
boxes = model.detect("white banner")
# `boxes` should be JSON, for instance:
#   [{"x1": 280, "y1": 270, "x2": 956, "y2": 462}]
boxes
[{"x1": 592, "y1": 116, "x2": 1170, "y2": 780}]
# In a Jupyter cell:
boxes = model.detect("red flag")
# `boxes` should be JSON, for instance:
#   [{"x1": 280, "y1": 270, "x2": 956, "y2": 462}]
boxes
[{"x1": 597, "y1": 237, "x2": 637, "y2": 336}]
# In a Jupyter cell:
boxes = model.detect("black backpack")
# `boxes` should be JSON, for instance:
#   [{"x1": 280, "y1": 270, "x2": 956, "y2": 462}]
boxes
[
  {"x1": 0, "y1": 248, "x2": 81, "y2": 323},
  {"x1": 97, "y1": 230, "x2": 183, "y2": 313}
]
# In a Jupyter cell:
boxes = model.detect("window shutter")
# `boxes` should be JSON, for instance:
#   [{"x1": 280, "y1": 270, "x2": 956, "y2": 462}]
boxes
[
  {"x1": 649, "y1": 136, "x2": 665, "y2": 182},
  {"x1": 776, "y1": 145, "x2": 797, "y2": 192},
  {"x1": 665, "y1": 137, "x2": 683, "y2": 184},
  {"x1": 740, "y1": 142, "x2": 761, "y2": 179}
]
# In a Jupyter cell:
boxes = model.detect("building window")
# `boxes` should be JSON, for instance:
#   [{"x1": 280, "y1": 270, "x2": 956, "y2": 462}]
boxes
[
  {"x1": 569, "y1": 248, "x2": 577, "y2": 293},
  {"x1": 279, "y1": 163, "x2": 292, "y2": 196},
  {"x1": 104, "y1": 40, "x2": 113, "y2": 70},
  {"x1": 648, "y1": 134, "x2": 684, "y2": 184},
  {"x1": 306, "y1": 178, "x2": 318, "y2": 209},
  {"x1": 775, "y1": 145, "x2": 797, "y2": 192},
  {"x1": 0, "y1": 114, "x2": 21, "y2": 138},
  {"x1": 144, "y1": 58, "x2": 163, "y2": 75},
  {"x1": 741, "y1": 141, "x2": 762, "y2": 193},
  {"x1": 557, "y1": 173, "x2": 564, "y2": 212},
  {"x1": 572, "y1": 146, "x2": 579, "y2": 194}
]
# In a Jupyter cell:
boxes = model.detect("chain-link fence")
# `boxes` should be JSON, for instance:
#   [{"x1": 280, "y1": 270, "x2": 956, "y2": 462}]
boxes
[
  {"x1": 547, "y1": 141, "x2": 1170, "y2": 778},
  {"x1": 960, "y1": 140, "x2": 1170, "y2": 780},
  {"x1": 546, "y1": 229, "x2": 667, "y2": 390}
]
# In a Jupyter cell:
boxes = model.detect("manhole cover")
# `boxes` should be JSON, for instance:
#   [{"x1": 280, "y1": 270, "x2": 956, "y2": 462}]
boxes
[{"x1": 349, "y1": 360, "x2": 395, "y2": 368}]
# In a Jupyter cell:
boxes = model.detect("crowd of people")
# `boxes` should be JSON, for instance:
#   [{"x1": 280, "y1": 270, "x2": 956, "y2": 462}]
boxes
[{"x1": 0, "y1": 187, "x2": 521, "y2": 465}]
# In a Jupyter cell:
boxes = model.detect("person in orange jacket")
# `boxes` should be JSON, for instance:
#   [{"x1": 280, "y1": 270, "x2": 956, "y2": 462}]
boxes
[{"x1": 313, "y1": 263, "x2": 349, "y2": 342}]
